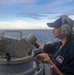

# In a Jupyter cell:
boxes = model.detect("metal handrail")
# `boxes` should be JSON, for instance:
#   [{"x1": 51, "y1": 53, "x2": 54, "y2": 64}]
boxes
[{"x1": 2, "y1": 30, "x2": 22, "y2": 39}]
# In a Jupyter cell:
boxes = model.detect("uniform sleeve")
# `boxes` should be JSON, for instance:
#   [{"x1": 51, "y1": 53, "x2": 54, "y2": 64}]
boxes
[
  {"x1": 61, "y1": 50, "x2": 74, "y2": 75},
  {"x1": 43, "y1": 42, "x2": 59, "y2": 54}
]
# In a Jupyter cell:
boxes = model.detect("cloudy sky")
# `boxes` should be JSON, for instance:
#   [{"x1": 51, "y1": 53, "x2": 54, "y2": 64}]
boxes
[{"x1": 0, "y1": 0, "x2": 74, "y2": 29}]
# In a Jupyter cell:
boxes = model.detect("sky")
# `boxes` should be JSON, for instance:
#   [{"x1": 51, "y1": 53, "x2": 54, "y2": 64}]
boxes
[{"x1": 0, "y1": 0, "x2": 74, "y2": 29}]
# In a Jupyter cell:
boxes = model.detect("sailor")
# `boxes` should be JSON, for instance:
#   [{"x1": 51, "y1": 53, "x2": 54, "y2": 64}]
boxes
[{"x1": 36, "y1": 15, "x2": 74, "y2": 75}]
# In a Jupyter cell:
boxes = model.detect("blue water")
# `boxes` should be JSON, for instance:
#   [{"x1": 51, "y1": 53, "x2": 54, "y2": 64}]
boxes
[
  {"x1": 0, "y1": 29, "x2": 57, "y2": 43},
  {"x1": 21, "y1": 29, "x2": 57, "y2": 43}
]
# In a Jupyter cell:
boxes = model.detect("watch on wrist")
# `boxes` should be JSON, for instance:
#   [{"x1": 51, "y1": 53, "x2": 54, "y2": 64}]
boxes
[{"x1": 50, "y1": 64, "x2": 54, "y2": 69}]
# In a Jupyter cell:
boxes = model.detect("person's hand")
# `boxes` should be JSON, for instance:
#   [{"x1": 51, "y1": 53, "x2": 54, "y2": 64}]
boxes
[
  {"x1": 36, "y1": 53, "x2": 51, "y2": 63},
  {"x1": 39, "y1": 44, "x2": 44, "y2": 50}
]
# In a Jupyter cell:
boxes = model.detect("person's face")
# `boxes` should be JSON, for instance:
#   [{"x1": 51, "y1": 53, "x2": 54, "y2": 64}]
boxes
[{"x1": 52, "y1": 27, "x2": 61, "y2": 38}]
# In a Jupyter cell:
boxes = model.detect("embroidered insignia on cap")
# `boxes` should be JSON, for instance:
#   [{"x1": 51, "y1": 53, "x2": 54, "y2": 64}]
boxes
[{"x1": 56, "y1": 55, "x2": 64, "y2": 64}]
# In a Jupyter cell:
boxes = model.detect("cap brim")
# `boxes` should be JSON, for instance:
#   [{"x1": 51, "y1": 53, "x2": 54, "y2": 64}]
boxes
[
  {"x1": 47, "y1": 23, "x2": 55, "y2": 28},
  {"x1": 47, "y1": 22, "x2": 61, "y2": 28},
  {"x1": 47, "y1": 17, "x2": 62, "y2": 28}
]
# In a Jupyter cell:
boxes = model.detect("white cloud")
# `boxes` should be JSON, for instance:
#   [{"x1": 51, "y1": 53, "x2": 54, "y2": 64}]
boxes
[
  {"x1": 0, "y1": 20, "x2": 49, "y2": 29},
  {"x1": 69, "y1": 15, "x2": 74, "y2": 20},
  {"x1": 0, "y1": 16, "x2": 74, "y2": 30}
]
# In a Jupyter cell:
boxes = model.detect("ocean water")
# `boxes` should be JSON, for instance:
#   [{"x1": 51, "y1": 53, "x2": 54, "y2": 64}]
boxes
[{"x1": 0, "y1": 29, "x2": 57, "y2": 44}]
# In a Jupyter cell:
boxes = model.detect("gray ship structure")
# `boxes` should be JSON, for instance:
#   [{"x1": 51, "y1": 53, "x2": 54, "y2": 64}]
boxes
[{"x1": 0, "y1": 31, "x2": 51, "y2": 75}]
